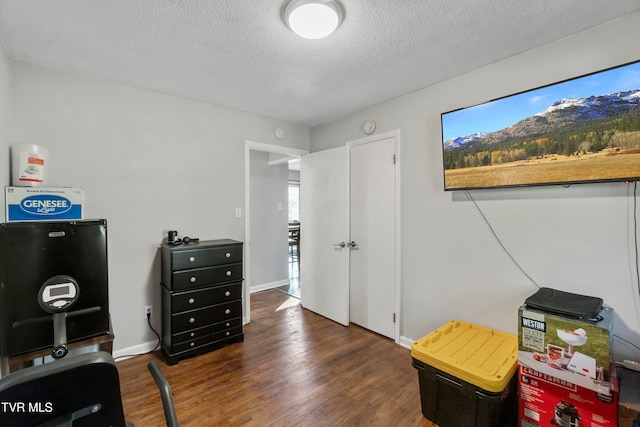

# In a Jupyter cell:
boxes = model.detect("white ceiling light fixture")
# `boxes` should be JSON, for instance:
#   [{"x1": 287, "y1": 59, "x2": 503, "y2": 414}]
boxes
[{"x1": 284, "y1": 0, "x2": 344, "y2": 40}]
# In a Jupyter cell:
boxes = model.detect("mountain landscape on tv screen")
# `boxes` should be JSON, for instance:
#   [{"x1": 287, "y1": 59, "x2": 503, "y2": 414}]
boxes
[{"x1": 443, "y1": 89, "x2": 640, "y2": 171}]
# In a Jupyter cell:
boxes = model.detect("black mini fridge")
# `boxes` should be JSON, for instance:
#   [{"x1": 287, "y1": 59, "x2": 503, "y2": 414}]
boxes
[{"x1": 0, "y1": 220, "x2": 110, "y2": 356}]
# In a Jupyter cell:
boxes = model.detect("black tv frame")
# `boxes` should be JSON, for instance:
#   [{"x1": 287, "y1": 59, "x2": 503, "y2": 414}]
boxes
[{"x1": 441, "y1": 59, "x2": 640, "y2": 191}]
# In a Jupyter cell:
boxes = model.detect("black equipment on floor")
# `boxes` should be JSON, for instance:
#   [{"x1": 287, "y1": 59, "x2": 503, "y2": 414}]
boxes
[
  {"x1": 0, "y1": 220, "x2": 110, "y2": 357},
  {"x1": 0, "y1": 219, "x2": 179, "y2": 426}
]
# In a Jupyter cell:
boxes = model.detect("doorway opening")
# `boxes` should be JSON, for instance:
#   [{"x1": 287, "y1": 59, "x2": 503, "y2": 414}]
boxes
[
  {"x1": 282, "y1": 172, "x2": 301, "y2": 298},
  {"x1": 244, "y1": 141, "x2": 308, "y2": 324}
]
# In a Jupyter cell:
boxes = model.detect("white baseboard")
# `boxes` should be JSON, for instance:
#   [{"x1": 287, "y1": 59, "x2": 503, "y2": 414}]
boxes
[
  {"x1": 113, "y1": 340, "x2": 159, "y2": 362},
  {"x1": 399, "y1": 335, "x2": 414, "y2": 350},
  {"x1": 250, "y1": 279, "x2": 289, "y2": 294}
]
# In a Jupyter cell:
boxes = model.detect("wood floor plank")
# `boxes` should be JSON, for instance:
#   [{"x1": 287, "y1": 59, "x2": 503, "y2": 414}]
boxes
[{"x1": 118, "y1": 289, "x2": 436, "y2": 426}]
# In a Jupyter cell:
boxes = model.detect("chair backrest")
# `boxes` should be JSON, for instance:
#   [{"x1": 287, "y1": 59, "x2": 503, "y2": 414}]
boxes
[
  {"x1": 148, "y1": 361, "x2": 179, "y2": 427},
  {"x1": 0, "y1": 351, "x2": 128, "y2": 426}
]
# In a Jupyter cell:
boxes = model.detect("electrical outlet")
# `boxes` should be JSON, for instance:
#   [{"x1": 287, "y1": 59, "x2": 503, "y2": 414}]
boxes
[{"x1": 145, "y1": 305, "x2": 153, "y2": 319}]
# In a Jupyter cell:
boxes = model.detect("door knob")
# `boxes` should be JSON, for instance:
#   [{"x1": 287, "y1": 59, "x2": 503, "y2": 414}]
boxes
[
  {"x1": 333, "y1": 242, "x2": 346, "y2": 248},
  {"x1": 348, "y1": 241, "x2": 358, "y2": 248}
]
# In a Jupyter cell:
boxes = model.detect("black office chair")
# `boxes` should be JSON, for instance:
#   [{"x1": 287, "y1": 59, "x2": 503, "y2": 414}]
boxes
[
  {"x1": 148, "y1": 361, "x2": 179, "y2": 427},
  {"x1": 0, "y1": 351, "x2": 132, "y2": 426},
  {"x1": 0, "y1": 353, "x2": 180, "y2": 427}
]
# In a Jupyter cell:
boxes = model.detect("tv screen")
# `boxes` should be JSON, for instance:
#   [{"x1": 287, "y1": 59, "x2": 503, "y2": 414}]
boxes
[{"x1": 441, "y1": 60, "x2": 640, "y2": 190}]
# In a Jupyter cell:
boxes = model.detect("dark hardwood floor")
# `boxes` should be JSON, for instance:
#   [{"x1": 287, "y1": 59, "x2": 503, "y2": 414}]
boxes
[{"x1": 117, "y1": 289, "x2": 436, "y2": 426}]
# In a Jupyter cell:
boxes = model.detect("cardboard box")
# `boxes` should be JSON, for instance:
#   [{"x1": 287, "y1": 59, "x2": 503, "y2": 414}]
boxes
[
  {"x1": 5, "y1": 187, "x2": 84, "y2": 222},
  {"x1": 518, "y1": 304, "x2": 613, "y2": 395},
  {"x1": 519, "y1": 363, "x2": 618, "y2": 427}
]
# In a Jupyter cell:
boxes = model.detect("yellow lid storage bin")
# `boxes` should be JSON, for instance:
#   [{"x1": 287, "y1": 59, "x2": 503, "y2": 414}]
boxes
[
  {"x1": 411, "y1": 320, "x2": 518, "y2": 427},
  {"x1": 411, "y1": 320, "x2": 518, "y2": 392}
]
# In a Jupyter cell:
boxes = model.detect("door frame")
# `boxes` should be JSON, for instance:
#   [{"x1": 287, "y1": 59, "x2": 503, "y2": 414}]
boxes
[
  {"x1": 346, "y1": 129, "x2": 402, "y2": 343},
  {"x1": 244, "y1": 140, "x2": 309, "y2": 324}
]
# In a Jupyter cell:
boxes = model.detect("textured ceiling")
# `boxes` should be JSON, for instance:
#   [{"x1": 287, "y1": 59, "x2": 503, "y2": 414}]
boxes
[{"x1": 0, "y1": 1, "x2": 639, "y2": 127}]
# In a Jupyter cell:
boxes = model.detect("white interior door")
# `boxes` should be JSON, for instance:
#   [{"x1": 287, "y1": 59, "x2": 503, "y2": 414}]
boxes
[
  {"x1": 300, "y1": 146, "x2": 349, "y2": 326},
  {"x1": 349, "y1": 137, "x2": 396, "y2": 338}
]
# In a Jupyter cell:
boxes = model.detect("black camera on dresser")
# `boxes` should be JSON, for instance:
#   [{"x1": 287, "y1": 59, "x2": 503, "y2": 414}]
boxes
[{"x1": 160, "y1": 239, "x2": 244, "y2": 365}]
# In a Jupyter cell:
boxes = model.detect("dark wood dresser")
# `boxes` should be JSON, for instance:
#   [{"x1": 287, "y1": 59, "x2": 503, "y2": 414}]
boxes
[{"x1": 160, "y1": 239, "x2": 244, "y2": 365}]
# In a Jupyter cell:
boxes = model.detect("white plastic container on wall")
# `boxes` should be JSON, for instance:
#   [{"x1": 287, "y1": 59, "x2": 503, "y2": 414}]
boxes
[{"x1": 10, "y1": 143, "x2": 48, "y2": 187}]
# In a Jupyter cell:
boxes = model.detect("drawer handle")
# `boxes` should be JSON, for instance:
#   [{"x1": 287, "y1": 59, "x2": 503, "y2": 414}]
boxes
[
  {"x1": 190, "y1": 276, "x2": 197, "y2": 283},
  {"x1": 225, "y1": 309, "x2": 231, "y2": 315},
  {"x1": 190, "y1": 332, "x2": 195, "y2": 337},
  {"x1": 189, "y1": 298, "x2": 195, "y2": 304},
  {"x1": 190, "y1": 342, "x2": 195, "y2": 347},
  {"x1": 225, "y1": 252, "x2": 231, "y2": 258},
  {"x1": 189, "y1": 317, "x2": 196, "y2": 324},
  {"x1": 189, "y1": 256, "x2": 196, "y2": 262},
  {"x1": 225, "y1": 291, "x2": 231, "y2": 297},
  {"x1": 226, "y1": 331, "x2": 230, "y2": 336},
  {"x1": 226, "y1": 322, "x2": 230, "y2": 327},
  {"x1": 226, "y1": 271, "x2": 232, "y2": 277}
]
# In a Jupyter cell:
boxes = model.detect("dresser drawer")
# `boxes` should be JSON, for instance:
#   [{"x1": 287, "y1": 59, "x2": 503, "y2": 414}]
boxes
[
  {"x1": 171, "y1": 263, "x2": 242, "y2": 291},
  {"x1": 172, "y1": 334, "x2": 214, "y2": 354},
  {"x1": 172, "y1": 323, "x2": 211, "y2": 343},
  {"x1": 172, "y1": 317, "x2": 242, "y2": 344},
  {"x1": 172, "y1": 244, "x2": 242, "y2": 270},
  {"x1": 171, "y1": 326, "x2": 243, "y2": 353},
  {"x1": 171, "y1": 283, "x2": 242, "y2": 312},
  {"x1": 171, "y1": 300, "x2": 242, "y2": 333}
]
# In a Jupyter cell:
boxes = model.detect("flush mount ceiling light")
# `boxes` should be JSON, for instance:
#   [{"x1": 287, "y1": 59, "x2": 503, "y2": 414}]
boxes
[{"x1": 284, "y1": 0, "x2": 344, "y2": 40}]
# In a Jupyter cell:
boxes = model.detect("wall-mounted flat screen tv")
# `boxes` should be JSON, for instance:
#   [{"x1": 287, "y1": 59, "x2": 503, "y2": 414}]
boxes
[{"x1": 441, "y1": 60, "x2": 640, "y2": 190}]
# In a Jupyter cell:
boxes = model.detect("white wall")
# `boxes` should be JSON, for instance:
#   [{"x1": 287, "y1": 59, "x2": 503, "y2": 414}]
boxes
[
  {"x1": 9, "y1": 62, "x2": 309, "y2": 354},
  {"x1": 0, "y1": 43, "x2": 12, "y2": 219},
  {"x1": 310, "y1": 12, "x2": 640, "y2": 361},
  {"x1": 5, "y1": 12, "x2": 640, "y2": 362},
  {"x1": 249, "y1": 150, "x2": 289, "y2": 290}
]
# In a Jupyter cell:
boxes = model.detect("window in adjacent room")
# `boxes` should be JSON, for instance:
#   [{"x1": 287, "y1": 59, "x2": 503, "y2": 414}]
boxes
[{"x1": 288, "y1": 181, "x2": 300, "y2": 223}]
